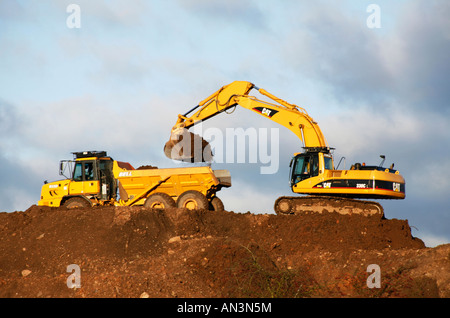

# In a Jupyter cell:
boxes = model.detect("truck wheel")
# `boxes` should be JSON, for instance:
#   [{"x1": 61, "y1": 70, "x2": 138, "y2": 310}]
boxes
[
  {"x1": 209, "y1": 197, "x2": 225, "y2": 212},
  {"x1": 177, "y1": 190, "x2": 209, "y2": 210},
  {"x1": 64, "y1": 197, "x2": 91, "y2": 209},
  {"x1": 144, "y1": 193, "x2": 176, "y2": 209}
]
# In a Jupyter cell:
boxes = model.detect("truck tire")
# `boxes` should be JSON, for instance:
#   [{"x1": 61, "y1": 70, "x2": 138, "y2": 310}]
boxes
[
  {"x1": 209, "y1": 196, "x2": 224, "y2": 212},
  {"x1": 177, "y1": 190, "x2": 209, "y2": 210},
  {"x1": 64, "y1": 197, "x2": 91, "y2": 209},
  {"x1": 144, "y1": 193, "x2": 176, "y2": 209}
]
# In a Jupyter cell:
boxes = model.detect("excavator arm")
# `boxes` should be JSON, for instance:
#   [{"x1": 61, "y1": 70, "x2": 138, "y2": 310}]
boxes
[{"x1": 164, "y1": 81, "x2": 330, "y2": 162}]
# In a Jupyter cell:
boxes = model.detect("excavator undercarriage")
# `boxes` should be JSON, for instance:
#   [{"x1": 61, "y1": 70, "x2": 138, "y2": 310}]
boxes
[{"x1": 274, "y1": 196, "x2": 384, "y2": 218}]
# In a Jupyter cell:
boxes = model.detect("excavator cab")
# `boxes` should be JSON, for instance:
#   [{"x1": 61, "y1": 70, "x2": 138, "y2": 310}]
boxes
[{"x1": 290, "y1": 151, "x2": 333, "y2": 186}]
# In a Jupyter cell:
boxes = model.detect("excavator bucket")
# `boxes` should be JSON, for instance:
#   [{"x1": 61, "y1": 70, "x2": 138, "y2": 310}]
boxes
[{"x1": 164, "y1": 128, "x2": 213, "y2": 163}]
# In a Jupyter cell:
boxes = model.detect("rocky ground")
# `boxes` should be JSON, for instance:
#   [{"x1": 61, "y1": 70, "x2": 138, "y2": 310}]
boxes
[{"x1": 0, "y1": 205, "x2": 448, "y2": 298}]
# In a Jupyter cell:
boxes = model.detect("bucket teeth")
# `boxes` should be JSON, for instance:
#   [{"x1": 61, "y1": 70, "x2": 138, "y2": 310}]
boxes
[{"x1": 164, "y1": 129, "x2": 213, "y2": 163}]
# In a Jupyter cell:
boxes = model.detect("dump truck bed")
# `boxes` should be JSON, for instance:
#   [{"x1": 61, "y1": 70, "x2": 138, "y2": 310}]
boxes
[{"x1": 113, "y1": 161, "x2": 231, "y2": 206}]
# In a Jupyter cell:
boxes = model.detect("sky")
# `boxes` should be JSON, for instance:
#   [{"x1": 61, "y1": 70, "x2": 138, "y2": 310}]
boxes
[{"x1": 1, "y1": 0, "x2": 449, "y2": 247}]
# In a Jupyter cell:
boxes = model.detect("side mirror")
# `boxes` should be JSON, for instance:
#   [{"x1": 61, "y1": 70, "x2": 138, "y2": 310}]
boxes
[{"x1": 59, "y1": 160, "x2": 73, "y2": 179}]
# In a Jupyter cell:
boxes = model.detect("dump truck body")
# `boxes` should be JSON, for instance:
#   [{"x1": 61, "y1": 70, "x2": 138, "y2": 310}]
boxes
[{"x1": 113, "y1": 161, "x2": 230, "y2": 206}]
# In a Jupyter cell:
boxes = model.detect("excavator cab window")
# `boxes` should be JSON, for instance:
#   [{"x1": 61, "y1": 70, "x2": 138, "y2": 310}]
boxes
[
  {"x1": 324, "y1": 155, "x2": 333, "y2": 170},
  {"x1": 291, "y1": 153, "x2": 319, "y2": 185}
]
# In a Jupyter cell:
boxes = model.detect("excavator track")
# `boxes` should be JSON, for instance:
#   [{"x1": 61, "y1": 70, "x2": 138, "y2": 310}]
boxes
[{"x1": 274, "y1": 195, "x2": 384, "y2": 218}]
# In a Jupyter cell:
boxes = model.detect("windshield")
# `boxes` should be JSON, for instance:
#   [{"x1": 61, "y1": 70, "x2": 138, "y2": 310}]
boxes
[
  {"x1": 294, "y1": 156, "x2": 307, "y2": 175},
  {"x1": 291, "y1": 154, "x2": 319, "y2": 185},
  {"x1": 72, "y1": 161, "x2": 97, "y2": 181}
]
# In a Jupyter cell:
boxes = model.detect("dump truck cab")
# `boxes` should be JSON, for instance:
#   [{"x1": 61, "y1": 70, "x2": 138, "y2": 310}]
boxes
[
  {"x1": 38, "y1": 151, "x2": 117, "y2": 208},
  {"x1": 69, "y1": 151, "x2": 117, "y2": 202}
]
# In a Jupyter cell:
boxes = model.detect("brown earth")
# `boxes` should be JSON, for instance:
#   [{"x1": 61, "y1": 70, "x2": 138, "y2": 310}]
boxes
[{"x1": 0, "y1": 205, "x2": 449, "y2": 298}]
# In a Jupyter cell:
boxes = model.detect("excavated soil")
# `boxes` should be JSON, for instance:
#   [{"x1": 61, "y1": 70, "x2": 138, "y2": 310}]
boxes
[{"x1": 0, "y1": 205, "x2": 449, "y2": 298}]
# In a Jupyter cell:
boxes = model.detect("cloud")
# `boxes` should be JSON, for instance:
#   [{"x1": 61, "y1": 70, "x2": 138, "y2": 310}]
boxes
[
  {"x1": 0, "y1": 0, "x2": 33, "y2": 21},
  {"x1": 409, "y1": 161, "x2": 450, "y2": 199},
  {"x1": 50, "y1": 0, "x2": 151, "y2": 27},
  {"x1": 274, "y1": 0, "x2": 450, "y2": 118},
  {"x1": 17, "y1": 95, "x2": 176, "y2": 156},
  {"x1": 218, "y1": 178, "x2": 283, "y2": 214},
  {"x1": 179, "y1": 0, "x2": 266, "y2": 29},
  {"x1": 420, "y1": 233, "x2": 450, "y2": 248},
  {"x1": 0, "y1": 151, "x2": 42, "y2": 212},
  {"x1": 384, "y1": 0, "x2": 450, "y2": 113},
  {"x1": 274, "y1": 3, "x2": 392, "y2": 106}
]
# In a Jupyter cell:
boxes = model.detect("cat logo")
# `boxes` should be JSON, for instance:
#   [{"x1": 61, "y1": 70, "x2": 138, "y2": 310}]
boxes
[
  {"x1": 393, "y1": 182, "x2": 401, "y2": 192},
  {"x1": 262, "y1": 108, "x2": 272, "y2": 117},
  {"x1": 252, "y1": 107, "x2": 279, "y2": 118}
]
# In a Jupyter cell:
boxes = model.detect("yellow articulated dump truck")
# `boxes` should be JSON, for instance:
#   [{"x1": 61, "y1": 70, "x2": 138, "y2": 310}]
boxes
[{"x1": 38, "y1": 151, "x2": 230, "y2": 211}]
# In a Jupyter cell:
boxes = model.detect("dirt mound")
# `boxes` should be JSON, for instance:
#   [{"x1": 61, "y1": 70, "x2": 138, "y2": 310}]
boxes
[
  {"x1": 0, "y1": 205, "x2": 448, "y2": 298},
  {"x1": 136, "y1": 165, "x2": 158, "y2": 170}
]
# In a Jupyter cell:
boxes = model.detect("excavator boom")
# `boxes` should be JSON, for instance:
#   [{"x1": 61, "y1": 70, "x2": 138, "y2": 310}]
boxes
[{"x1": 164, "y1": 81, "x2": 329, "y2": 162}]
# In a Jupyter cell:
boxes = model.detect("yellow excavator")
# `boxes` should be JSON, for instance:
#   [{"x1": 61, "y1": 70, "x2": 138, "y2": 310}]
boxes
[{"x1": 164, "y1": 81, "x2": 405, "y2": 217}]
